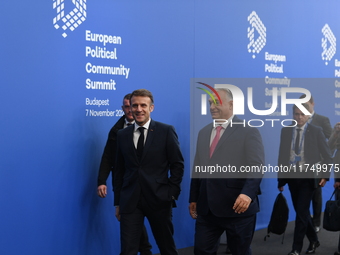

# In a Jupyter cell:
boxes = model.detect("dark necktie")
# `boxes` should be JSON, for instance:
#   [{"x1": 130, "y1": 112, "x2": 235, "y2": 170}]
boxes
[
  {"x1": 295, "y1": 128, "x2": 301, "y2": 168},
  {"x1": 295, "y1": 128, "x2": 301, "y2": 154},
  {"x1": 137, "y1": 127, "x2": 145, "y2": 160}
]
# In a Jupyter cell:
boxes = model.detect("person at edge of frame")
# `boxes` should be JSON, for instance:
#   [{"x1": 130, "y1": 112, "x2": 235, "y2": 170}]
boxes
[
  {"x1": 300, "y1": 94, "x2": 332, "y2": 233},
  {"x1": 328, "y1": 121, "x2": 340, "y2": 255},
  {"x1": 278, "y1": 103, "x2": 332, "y2": 255}
]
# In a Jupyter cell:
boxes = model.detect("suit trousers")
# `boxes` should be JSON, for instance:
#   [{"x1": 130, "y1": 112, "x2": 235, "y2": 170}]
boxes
[
  {"x1": 194, "y1": 211, "x2": 256, "y2": 255},
  {"x1": 139, "y1": 225, "x2": 152, "y2": 255},
  {"x1": 288, "y1": 180, "x2": 318, "y2": 252},
  {"x1": 120, "y1": 195, "x2": 177, "y2": 255},
  {"x1": 311, "y1": 186, "x2": 322, "y2": 227}
]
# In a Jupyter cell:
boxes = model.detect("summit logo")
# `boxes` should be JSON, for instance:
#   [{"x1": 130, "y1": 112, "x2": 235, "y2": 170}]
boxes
[
  {"x1": 321, "y1": 24, "x2": 336, "y2": 65},
  {"x1": 53, "y1": 0, "x2": 87, "y2": 38},
  {"x1": 247, "y1": 11, "x2": 266, "y2": 59}
]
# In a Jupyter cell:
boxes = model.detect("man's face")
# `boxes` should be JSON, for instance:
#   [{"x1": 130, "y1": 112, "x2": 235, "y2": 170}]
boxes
[
  {"x1": 122, "y1": 98, "x2": 134, "y2": 122},
  {"x1": 130, "y1": 96, "x2": 154, "y2": 126},
  {"x1": 209, "y1": 90, "x2": 233, "y2": 120},
  {"x1": 293, "y1": 107, "x2": 309, "y2": 127}
]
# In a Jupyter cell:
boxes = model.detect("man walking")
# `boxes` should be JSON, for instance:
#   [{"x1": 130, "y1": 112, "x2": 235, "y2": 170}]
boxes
[
  {"x1": 97, "y1": 93, "x2": 152, "y2": 255},
  {"x1": 114, "y1": 89, "x2": 184, "y2": 255},
  {"x1": 278, "y1": 103, "x2": 332, "y2": 255}
]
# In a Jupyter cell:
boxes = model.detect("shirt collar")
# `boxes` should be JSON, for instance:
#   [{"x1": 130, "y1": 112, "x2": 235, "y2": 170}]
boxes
[
  {"x1": 125, "y1": 118, "x2": 135, "y2": 126},
  {"x1": 217, "y1": 114, "x2": 234, "y2": 129},
  {"x1": 134, "y1": 118, "x2": 151, "y2": 131},
  {"x1": 296, "y1": 122, "x2": 307, "y2": 131}
]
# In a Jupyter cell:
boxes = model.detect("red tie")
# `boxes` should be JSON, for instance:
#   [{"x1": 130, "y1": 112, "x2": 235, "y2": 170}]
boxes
[{"x1": 210, "y1": 126, "x2": 222, "y2": 158}]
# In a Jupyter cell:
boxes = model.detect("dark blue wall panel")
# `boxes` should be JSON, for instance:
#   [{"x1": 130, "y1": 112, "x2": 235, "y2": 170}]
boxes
[{"x1": 1, "y1": 1, "x2": 339, "y2": 254}]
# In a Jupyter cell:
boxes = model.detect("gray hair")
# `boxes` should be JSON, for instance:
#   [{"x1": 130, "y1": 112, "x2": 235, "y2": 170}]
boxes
[{"x1": 216, "y1": 88, "x2": 233, "y2": 102}]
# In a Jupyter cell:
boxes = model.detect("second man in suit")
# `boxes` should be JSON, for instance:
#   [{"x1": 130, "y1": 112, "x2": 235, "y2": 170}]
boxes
[
  {"x1": 300, "y1": 94, "x2": 332, "y2": 232},
  {"x1": 277, "y1": 103, "x2": 332, "y2": 255},
  {"x1": 189, "y1": 88, "x2": 265, "y2": 255}
]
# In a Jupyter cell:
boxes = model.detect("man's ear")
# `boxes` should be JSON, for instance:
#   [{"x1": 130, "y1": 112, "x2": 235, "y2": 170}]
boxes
[{"x1": 150, "y1": 104, "x2": 155, "y2": 112}]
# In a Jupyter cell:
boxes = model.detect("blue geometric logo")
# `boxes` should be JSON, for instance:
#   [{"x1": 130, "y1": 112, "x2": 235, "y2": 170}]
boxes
[{"x1": 53, "y1": 0, "x2": 87, "y2": 38}]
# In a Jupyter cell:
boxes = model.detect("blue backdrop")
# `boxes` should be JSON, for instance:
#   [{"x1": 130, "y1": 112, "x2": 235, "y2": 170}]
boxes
[{"x1": 1, "y1": 1, "x2": 340, "y2": 254}]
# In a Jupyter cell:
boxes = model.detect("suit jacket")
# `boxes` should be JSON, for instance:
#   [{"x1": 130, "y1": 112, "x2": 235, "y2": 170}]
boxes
[
  {"x1": 329, "y1": 130, "x2": 340, "y2": 179},
  {"x1": 277, "y1": 123, "x2": 332, "y2": 188},
  {"x1": 189, "y1": 116, "x2": 265, "y2": 218},
  {"x1": 114, "y1": 119, "x2": 184, "y2": 213},
  {"x1": 311, "y1": 113, "x2": 332, "y2": 139},
  {"x1": 97, "y1": 115, "x2": 126, "y2": 187}
]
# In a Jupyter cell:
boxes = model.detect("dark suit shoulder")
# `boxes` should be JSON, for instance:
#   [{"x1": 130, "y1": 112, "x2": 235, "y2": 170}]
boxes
[
  {"x1": 196, "y1": 123, "x2": 214, "y2": 141},
  {"x1": 149, "y1": 120, "x2": 180, "y2": 137},
  {"x1": 151, "y1": 120, "x2": 174, "y2": 129},
  {"x1": 281, "y1": 123, "x2": 322, "y2": 135},
  {"x1": 117, "y1": 120, "x2": 176, "y2": 136},
  {"x1": 200, "y1": 122, "x2": 213, "y2": 131},
  {"x1": 281, "y1": 125, "x2": 295, "y2": 131},
  {"x1": 312, "y1": 113, "x2": 332, "y2": 139},
  {"x1": 313, "y1": 113, "x2": 330, "y2": 122},
  {"x1": 198, "y1": 116, "x2": 262, "y2": 134},
  {"x1": 117, "y1": 124, "x2": 133, "y2": 136},
  {"x1": 307, "y1": 123, "x2": 323, "y2": 133},
  {"x1": 232, "y1": 116, "x2": 260, "y2": 130},
  {"x1": 108, "y1": 115, "x2": 126, "y2": 137}
]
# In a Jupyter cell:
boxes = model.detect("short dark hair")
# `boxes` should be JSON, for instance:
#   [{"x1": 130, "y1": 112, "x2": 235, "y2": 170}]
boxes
[
  {"x1": 299, "y1": 94, "x2": 314, "y2": 104},
  {"x1": 130, "y1": 89, "x2": 154, "y2": 105},
  {"x1": 123, "y1": 93, "x2": 132, "y2": 102},
  {"x1": 123, "y1": 93, "x2": 131, "y2": 105},
  {"x1": 293, "y1": 103, "x2": 310, "y2": 112}
]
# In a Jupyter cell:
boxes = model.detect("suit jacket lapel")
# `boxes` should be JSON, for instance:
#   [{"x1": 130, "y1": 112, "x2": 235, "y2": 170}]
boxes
[
  {"x1": 213, "y1": 116, "x2": 240, "y2": 153},
  {"x1": 203, "y1": 124, "x2": 213, "y2": 160},
  {"x1": 141, "y1": 120, "x2": 156, "y2": 161},
  {"x1": 127, "y1": 125, "x2": 139, "y2": 161},
  {"x1": 304, "y1": 124, "x2": 312, "y2": 157},
  {"x1": 286, "y1": 126, "x2": 294, "y2": 159}
]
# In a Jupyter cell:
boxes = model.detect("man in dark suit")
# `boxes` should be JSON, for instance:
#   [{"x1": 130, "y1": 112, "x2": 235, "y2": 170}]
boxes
[
  {"x1": 97, "y1": 93, "x2": 152, "y2": 255},
  {"x1": 278, "y1": 103, "x2": 332, "y2": 255},
  {"x1": 114, "y1": 89, "x2": 184, "y2": 255},
  {"x1": 189, "y1": 88, "x2": 265, "y2": 255},
  {"x1": 300, "y1": 94, "x2": 332, "y2": 232},
  {"x1": 329, "y1": 123, "x2": 340, "y2": 255}
]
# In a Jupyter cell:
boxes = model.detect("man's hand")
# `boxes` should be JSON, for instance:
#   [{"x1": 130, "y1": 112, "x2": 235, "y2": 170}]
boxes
[
  {"x1": 233, "y1": 194, "x2": 251, "y2": 214},
  {"x1": 189, "y1": 202, "x2": 197, "y2": 219},
  {"x1": 334, "y1": 122, "x2": 340, "y2": 133},
  {"x1": 319, "y1": 178, "x2": 327, "y2": 187},
  {"x1": 97, "y1": 185, "x2": 107, "y2": 198},
  {"x1": 115, "y1": 206, "x2": 121, "y2": 221}
]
